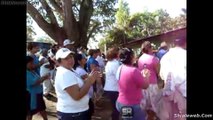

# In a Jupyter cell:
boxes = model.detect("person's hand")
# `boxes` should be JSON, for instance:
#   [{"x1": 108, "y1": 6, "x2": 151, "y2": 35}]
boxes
[
  {"x1": 88, "y1": 70, "x2": 102, "y2": 84},
  {"x1": 40, "y1": 58, "x2": 48, "y2": 66},
  {"x1": 42, "y1": 73, "x2": 51, "y2": 81},
  {"x1": 141, "y1": 69, "x2": 150, "y2": 79}
]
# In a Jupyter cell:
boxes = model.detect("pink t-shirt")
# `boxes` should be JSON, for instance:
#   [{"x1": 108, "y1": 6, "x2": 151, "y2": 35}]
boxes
[
  {"x1": 138, "y1": 53, "x2": 159, "y2": 84},
  {"x1": 117, "y1": 65, "x2": 146, "y2": 105}
]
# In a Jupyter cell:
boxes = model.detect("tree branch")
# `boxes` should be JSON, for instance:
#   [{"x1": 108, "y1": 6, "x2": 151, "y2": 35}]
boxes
[
  {"x1": 27, "y1": 2, "x2": 58, "y2": 41},
  {"x1": 48, "y1": 0, "x2": 64, "y2": 19},
  {"x1": 79, "y1": 0, "x2": 93, "y2": 27},
  {"x1": 40, "y1": 0, "x2": 58, "y2": 26},
  {"x1": 73, "y1": 4, "x2": 80, "y2": 13},
  {"x1": 86, "y1": 23, "x2": 99, "y2": 41},
  {"x1": 49, "y1": 0, "x2": 63, "y2": 13},
  {"x1": 27, "y1": 2, "x2": 50, "y2": 30}
]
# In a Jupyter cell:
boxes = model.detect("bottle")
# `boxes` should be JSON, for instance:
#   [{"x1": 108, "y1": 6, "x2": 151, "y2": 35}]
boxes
[
  {"x1": 142, "y1": 64, "x2": 149, "y2": 77},
  {"x1": 143, "y1": 64, "x2": 147, "y2": 69}
]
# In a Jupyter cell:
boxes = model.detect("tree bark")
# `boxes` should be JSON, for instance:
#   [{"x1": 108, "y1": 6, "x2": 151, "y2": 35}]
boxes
[
  {"x1": 49, "y1": 0, "x2": 63, "y2": 15},
  {"x1": 63, "y1": 0, "x2": 79, "y2": 46},
  {"x1": 40, "y1": 0, "x2": 58, "y2": 25},
  {"x1": 27, "y1": 2, "x2": 66, "y2": 45},
  {"x1": 78, "y1": 0, "x2": 93, "y2": 47},
  {"x1": 27, "y1": 0, "x2": 96, "y2": 47}
]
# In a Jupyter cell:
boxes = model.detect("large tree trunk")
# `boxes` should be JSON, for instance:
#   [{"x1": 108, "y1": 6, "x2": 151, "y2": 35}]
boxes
[
  {"x1": 63, "y1": 0, "x2": 79, "y2": 47},
  {"x1": 78, "y1": 0, "x2": 93, "y2": 48}
]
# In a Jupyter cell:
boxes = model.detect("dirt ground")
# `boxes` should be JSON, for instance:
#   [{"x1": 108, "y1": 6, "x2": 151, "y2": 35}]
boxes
[{"x1": 32, "y1": 93, "x2": 113, "y2": 120}]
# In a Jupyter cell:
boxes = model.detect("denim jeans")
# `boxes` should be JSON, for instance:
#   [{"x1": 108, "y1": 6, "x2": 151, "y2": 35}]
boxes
[
  {"x1": 116, "y1": 101, "x2": 146, "y2": 120},
  {"x1": 57, "y1": 110, "x2": 89, "y2": 120}
]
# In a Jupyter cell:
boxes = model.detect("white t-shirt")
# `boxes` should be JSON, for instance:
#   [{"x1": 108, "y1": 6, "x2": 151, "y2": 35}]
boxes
[
  {"x1": 40, "y1": 62, "x2": 50, "y2": 77},
  {"x1": 75, "y1": 66, "x2": 88, "y2": 77},
  {"x1": 55, "y1": 66, "x2": 89, "y2": 113},
  {"x1": 96, "y1": 55, "x2": 105, "y2": 71},
  {"x1": 104, "y1": 59, "x2": 120, "y2": 91},
  {"x1": 75, "y1": 66, "x2": 93, "y2": 98},
  {"x1": 39, "y1": 55, "x2": 48, "y2": 63},
  {"x1": 160, "y1": 47, "x2": 186, "y2": 97}
]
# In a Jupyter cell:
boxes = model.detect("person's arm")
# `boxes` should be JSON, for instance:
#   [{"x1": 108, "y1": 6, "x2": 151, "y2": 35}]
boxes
[
  {"x1": 27, "y1": 73, "x2": 50, "y2": 88},
  {"x1": 159, "y1": 53, "x2": 170, "y2": 81},
  {"x1": 32, "y1": 74, "x2": 49, "y2": 87},
  {"x1": 154, "y1": 57, "x2": 160, "y2": 78},
  {"x1": 64, "y1": 71, "x2": 101, "y2": 100},
  {"x1": 135, "y1": 68, "x2": 149, "y2": 89},
  {"x1": 33, "y1": 59, "x2": 46, "y2": 69},
  {"x1": 90, "y1": 64, "x2": 97, "y2": 71}
]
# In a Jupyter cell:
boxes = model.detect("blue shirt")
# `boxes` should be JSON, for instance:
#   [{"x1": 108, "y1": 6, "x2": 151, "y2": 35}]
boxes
[
  {"x1": 86, "y1": 56, "x2": 99, "y2": 72},
  {"x1": 156, "y1": 49, "x2": 168, "y2": 60},
  {"x1": 27, "y1": 70, "x2": 43, "y2": 110},
  {"x1": 30, "y1": 54, "x2": 40, "y2": 75}
]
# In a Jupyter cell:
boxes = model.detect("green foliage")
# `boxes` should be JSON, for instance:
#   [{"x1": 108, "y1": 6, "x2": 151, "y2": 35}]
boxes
[
  {"x1": 115, "y1": 0, "x2": 129, "y2": 29},
  {"x1": 100, "y1": 8, "x2": 187, "y2": 49},
  {"x1": 89, "y1": 0, "x2": 117, "y2": 40},
  {"x1": 98, "y1": 38, "x2": 107, "y2": 51}
]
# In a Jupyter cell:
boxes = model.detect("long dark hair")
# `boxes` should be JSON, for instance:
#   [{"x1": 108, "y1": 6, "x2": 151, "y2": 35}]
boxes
[
  {"x1": 73, "y1": 53, "x2": 86, "y2": 70},
  {"x1": 46, "y1": 57, "x2": 55, "y2": 70},
  {"x1": 119, "y1": 47, "x2": 134, "y2": 65},
  {"x1": 26, "y1": 56, "x2": 34, "y2": 64}
]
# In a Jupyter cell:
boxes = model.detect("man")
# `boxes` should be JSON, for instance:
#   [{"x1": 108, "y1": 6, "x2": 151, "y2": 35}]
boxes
[
  {"x1": 156, "y1": 41, "x2": 168, "y2": 60},
  {"x1": 158, "y1": 37, "x2": 186, "y2": 120},
  {"x1": 63, "y1": 39, "x2": 75, "y2": 52},
  {"x1": 39, "y1": 49, "x2": 48, "y2": 64}
]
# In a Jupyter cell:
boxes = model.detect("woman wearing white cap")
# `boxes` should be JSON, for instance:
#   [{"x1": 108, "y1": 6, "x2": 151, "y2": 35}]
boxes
[{"x1": 54, "y1": 48, "x2": 101, "y2": 120}]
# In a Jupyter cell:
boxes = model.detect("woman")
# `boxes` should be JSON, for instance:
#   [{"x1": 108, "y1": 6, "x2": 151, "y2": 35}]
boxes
[
  {"x1": 138, "y1": 41, "x2": 160, "y2": 120},
  {"x1": 104, "y1": 47, "x2": 120, "y2": 120},
  {"x1": 116, "y1": 48, "x2": 150, "y2": 120},
  {"x1": 73, "y1": 53, "x2": 94, "y2": 120},
  {"x1": 54, "y1": 48, "x2": 101, "y2": 120},
  {"x1": 86, "y1": 49, "x2": 102, "y2": 107},
  {"x1": 26, "y1": 56, "x2": 50, "y2": 120}
]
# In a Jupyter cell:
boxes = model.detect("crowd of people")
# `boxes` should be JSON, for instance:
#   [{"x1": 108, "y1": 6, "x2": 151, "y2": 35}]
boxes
[{"x1": 26, "y1": 37, "x2": 186, "y2": 120}]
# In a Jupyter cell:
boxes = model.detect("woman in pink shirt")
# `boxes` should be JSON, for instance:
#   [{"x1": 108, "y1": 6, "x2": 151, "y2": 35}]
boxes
[
  {"x1": 138, "y1": 41, "x2": 160, "y2": 120},
  {"x1": 116, "y1": 48, "x2": 150, "y2": 120}
]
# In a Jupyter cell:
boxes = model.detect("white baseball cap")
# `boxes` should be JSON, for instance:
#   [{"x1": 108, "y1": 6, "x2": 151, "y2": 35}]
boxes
[
  {"x1": 55, "y1": 48, "x2": 74, "y2": 60},
  {"x1": 63, "y1": 39, "x2": 75, "y2": 46},
  {"x1": 48, "y1": 49, "x2": 54, "y2": 58}
]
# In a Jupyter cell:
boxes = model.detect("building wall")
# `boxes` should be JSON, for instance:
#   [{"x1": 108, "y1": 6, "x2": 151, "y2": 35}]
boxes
[{"x1": 124, "y1": 28, "x2": 186, "y2": 50}]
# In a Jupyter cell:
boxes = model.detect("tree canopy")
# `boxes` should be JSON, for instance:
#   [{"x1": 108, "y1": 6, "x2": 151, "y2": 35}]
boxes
[
  {"x1": 27, "y1": 0, "x2": 117, "y2": 47},
  {"x1": 99, "y1": 1, "x2": 186, "y2": 50}
]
